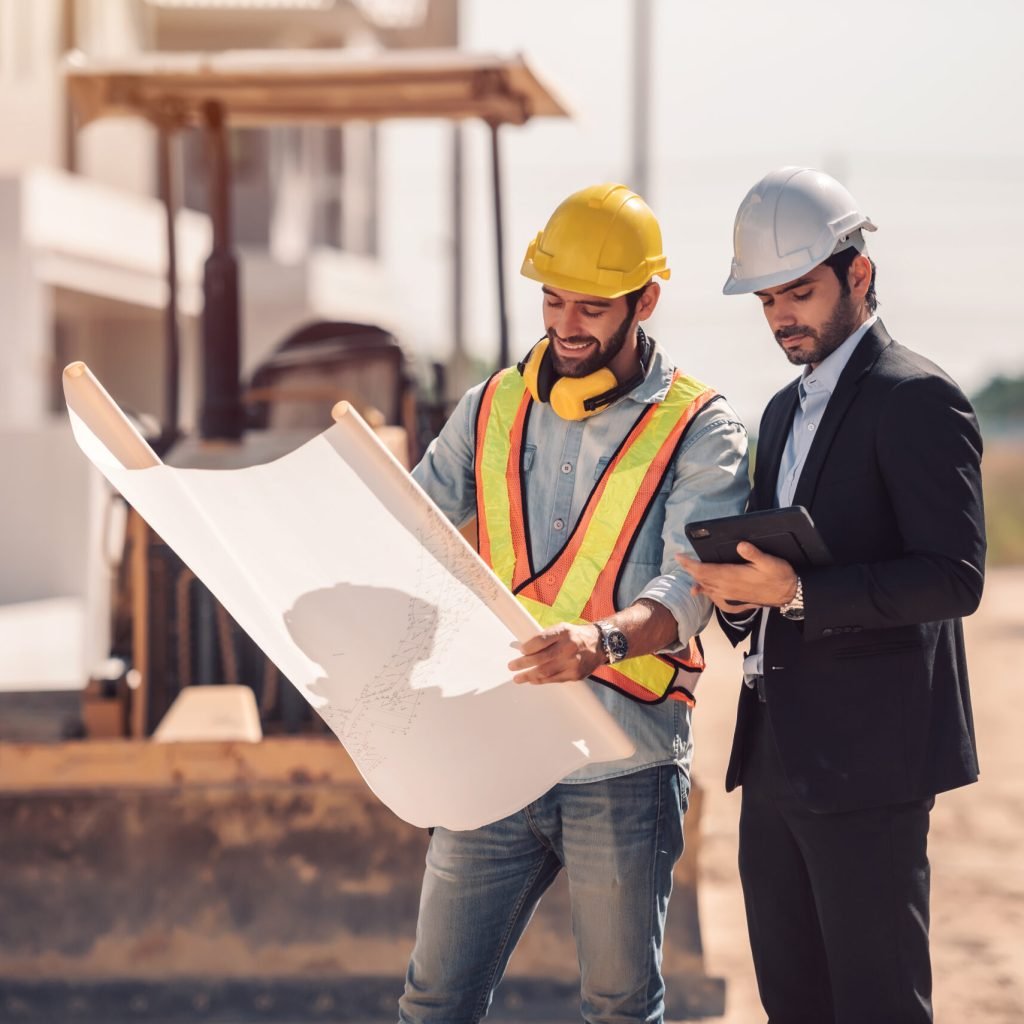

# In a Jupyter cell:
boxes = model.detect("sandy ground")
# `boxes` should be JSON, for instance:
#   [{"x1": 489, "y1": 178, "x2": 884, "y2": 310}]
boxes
[{"x1": 688, "y1": 565, "x2": 1024, "y2": 1023}]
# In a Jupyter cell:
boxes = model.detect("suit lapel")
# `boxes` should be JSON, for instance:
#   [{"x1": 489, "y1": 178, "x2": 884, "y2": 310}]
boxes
[
  {"x1": 754, "y1": 383, "x2": 799, "y2": 509},
  {"x1": 792, "y1": 320, "x2": 892, "y2": 509}
]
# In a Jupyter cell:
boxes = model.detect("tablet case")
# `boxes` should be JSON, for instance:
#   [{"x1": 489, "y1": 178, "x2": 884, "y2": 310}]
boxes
[{"x1": 685, "y1": 506, "x2": 832, "y2": 568}]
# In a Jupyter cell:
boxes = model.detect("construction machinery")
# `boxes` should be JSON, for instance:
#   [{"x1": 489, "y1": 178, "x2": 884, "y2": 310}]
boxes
[{"x1": 0, "y1": 49, "x2": 725, "y2": 1022}]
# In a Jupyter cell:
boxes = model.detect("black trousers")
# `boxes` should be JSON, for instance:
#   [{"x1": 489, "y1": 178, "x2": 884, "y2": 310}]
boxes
[{"x1": 739, "y1": 698, "x2": 933, "y2": 1024}]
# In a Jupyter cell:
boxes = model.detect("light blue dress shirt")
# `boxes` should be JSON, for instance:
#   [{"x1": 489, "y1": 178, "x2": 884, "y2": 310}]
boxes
[
  {"x1": 413, "y1": 342, "x2": 750, "y2": 783},
  {"x1": 743, "y1": 315, "x2": 879, "y2": 681}
]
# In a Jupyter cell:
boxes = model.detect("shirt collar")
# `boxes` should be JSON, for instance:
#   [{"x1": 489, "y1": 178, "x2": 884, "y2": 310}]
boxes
[
  {"x1": 626, "y1": 340, "x2": 676, "y2": 405},
  {"x1": 800, "y1": 314, "x2": 878, "y2": 401}
]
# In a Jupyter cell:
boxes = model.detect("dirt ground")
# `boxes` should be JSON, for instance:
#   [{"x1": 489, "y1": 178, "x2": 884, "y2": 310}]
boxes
[{"x1": 687, "y1": 565, "x2": 1024, "y2": 1023}]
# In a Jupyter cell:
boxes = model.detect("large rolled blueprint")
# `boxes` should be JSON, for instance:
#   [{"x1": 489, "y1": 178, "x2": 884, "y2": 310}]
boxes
[{"x1": 63, "y1": 364, "x2": 633, "y2": 829}]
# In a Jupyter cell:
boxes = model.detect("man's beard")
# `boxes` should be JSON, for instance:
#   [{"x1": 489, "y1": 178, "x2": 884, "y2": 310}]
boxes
[
  {"x1": 548, "y1": 307, "x2": 634, "y2": 378},
  {"x1": 775, "y1": 291, "x2": 860, "y2": 366}
]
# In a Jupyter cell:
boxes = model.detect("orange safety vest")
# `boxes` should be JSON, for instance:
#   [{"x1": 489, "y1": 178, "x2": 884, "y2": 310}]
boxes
[{"x1": 474, "y1": 367, "x2": 720, "y2": 706}]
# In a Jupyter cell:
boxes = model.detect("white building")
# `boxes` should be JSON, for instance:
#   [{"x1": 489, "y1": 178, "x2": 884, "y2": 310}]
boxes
[{"x1": 0, "y1": 0, "x2": 460, "y2": 691}]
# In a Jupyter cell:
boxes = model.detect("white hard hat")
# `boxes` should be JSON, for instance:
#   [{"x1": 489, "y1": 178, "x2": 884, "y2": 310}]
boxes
[{"x1": 723, "y1": 166, "x2": 877, "y2": 295}]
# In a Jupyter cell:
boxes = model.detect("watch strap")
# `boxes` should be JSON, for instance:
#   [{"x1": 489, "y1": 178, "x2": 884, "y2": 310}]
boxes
[{"x1": 780, "y1": 576, "x2": 805, "y2": 621}]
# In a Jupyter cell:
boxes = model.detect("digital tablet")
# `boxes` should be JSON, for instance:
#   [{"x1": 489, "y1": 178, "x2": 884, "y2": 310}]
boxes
[{"x1": 684, "y1": 506, "x2": 832, "y2": 568}]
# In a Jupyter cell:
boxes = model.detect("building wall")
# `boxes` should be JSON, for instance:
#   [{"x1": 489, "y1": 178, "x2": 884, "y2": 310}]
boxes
[
  {"x1": 0, "y1": 0, "x2": 64, "y2": 173},
  {"x1": 0, "y1": 0, "x2": 459, "y2": 431}
]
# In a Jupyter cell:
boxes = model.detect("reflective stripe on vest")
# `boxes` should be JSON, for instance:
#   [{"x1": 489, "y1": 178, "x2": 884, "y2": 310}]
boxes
[{"x1": 474, "y1": 367, "x2": 720, "y2": 705}]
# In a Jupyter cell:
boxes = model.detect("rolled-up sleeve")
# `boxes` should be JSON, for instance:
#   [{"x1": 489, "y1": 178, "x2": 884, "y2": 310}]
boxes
[
  {"x1": 411, "y1": 384, "x2": 482, "y2": 529},
  {"x1": 638, "y1": 400, "x2": 751, "y2": 647}
]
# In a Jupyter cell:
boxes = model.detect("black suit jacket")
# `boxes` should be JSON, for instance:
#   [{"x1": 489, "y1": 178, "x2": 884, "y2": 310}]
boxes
[{"x1": 722, "y1": 320, "x2": 985, "y2": 813}]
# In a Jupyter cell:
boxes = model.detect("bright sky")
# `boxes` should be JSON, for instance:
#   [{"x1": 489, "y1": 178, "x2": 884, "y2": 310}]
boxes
[{"x1": 382, "y1": 0, "x2": 1024, "y2": 426}]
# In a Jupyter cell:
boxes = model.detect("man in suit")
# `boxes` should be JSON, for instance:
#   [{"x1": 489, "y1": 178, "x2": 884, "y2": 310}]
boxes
[{"x1": 680, "y1": 166, "x2": 986, "y2": 1024}]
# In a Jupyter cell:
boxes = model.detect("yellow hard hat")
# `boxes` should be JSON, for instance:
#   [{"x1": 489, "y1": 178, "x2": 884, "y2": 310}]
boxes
[{"x1": 520, "y1": 183, "x2": 670, "y2": 299}]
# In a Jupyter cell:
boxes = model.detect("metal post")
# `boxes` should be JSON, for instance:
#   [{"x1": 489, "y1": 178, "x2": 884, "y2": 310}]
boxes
[
  {"x1": 489, "y1": 121, "x2": 510, "y2": 370},
  {"x1": 450, "y1": 122, "x2": 465, "y2": 397},
  {"x1": 156, "y1": 123, "x2": 180, "y2": 449},
  {"x1": 60, "y1": 0, "x2": 78, "y2": 175},
  {"x1": 199, "y1": 101, "x2": 244, "y2": 440},
  {"x1": 632, "y1": 0, "x2": 652, "y2": 198}
]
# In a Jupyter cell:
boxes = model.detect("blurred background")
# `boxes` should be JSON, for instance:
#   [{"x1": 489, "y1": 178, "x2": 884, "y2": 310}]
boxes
[{"x1": 1, "y1": 1, "x2": 1021, "y2": 1022}]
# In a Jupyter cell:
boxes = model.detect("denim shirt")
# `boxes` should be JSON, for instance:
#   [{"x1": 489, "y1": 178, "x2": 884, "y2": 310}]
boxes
[{"x1": 412, "y1": 342, "x2": 750, "y2": 783}]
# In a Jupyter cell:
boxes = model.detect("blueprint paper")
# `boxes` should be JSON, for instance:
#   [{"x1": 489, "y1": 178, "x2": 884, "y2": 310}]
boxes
[{"x1": 64, "y1": 381, "x2": 633, "y2": 830}]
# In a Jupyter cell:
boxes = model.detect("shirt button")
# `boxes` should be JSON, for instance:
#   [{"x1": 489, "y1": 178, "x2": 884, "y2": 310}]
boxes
[
  {"x1": 561, "y1": 462, "x2": 573, "y2": 474},
  {"x1": 807, "y1": 423, "x2": 815, "y2": 432},
  {"x1": 553, "y1": 518, "x2": 565, "y2": 530}
]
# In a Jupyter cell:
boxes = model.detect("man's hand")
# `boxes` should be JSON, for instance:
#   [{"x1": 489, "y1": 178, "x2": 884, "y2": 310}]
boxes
[
  {"x1": 676, "y1": 542, "x2": 798, "y2": 614},
  {"x1": 508, "y1": 622, "x2": 605, "y2": 685}
]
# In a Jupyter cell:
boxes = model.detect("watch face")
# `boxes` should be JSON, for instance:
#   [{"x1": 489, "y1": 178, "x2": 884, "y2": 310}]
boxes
[{"x1": 606, "y1": 627, "x2": 629, "y2": 663}]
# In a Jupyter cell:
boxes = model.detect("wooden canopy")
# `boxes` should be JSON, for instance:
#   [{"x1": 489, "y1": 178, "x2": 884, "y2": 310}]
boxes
[{"x1": 64, "y1": 48, "x2": 570, "y2": 128}]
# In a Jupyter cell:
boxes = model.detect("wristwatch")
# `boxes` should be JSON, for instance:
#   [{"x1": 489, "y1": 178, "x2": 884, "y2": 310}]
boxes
[
  {"x1": 780, "y1": 576, "x2": 805, "y2": 621},
  {"x1": 594, "y1": 621, "x2": 629, "y2": 665}
]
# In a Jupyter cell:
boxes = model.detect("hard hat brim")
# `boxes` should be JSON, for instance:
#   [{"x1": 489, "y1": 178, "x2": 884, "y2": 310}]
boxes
[
  {"x1": 521, "y1": 258, "x2": 670, "y2": 300},
  {"x1": 722, "y1": 221, "x2": 876, "y2": 296}
]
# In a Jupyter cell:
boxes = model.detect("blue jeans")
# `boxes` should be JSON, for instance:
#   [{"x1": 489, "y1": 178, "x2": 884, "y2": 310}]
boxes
[{"x1": 398, "y1": 764, "x2": 687, "y2": 1024}]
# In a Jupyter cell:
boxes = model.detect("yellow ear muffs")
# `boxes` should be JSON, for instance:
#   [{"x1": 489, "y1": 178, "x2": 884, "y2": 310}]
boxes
[
  {"x1": 549, "y1": 370, "x2": 618, "y2": 420},
  {"x1": 520, "y1": 337, "x2": 551, "y2": 404},
  {"x1": 518, "y1": 337, "x2": 620, "y2": 421}
]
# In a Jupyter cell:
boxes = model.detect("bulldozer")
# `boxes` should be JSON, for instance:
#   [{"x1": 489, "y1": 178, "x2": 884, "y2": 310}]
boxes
[{"x1": 0, "y1": 49, "x2": 725, "y2": 1022}]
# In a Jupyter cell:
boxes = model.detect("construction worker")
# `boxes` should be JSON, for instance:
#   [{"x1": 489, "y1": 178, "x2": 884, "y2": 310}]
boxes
[
  {"x1": 681, "y1": 167, "x2": 986, "y2": 1023},
  {"x1": 397, "y1": 183, "x2": 749, "y2": 1024}
]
